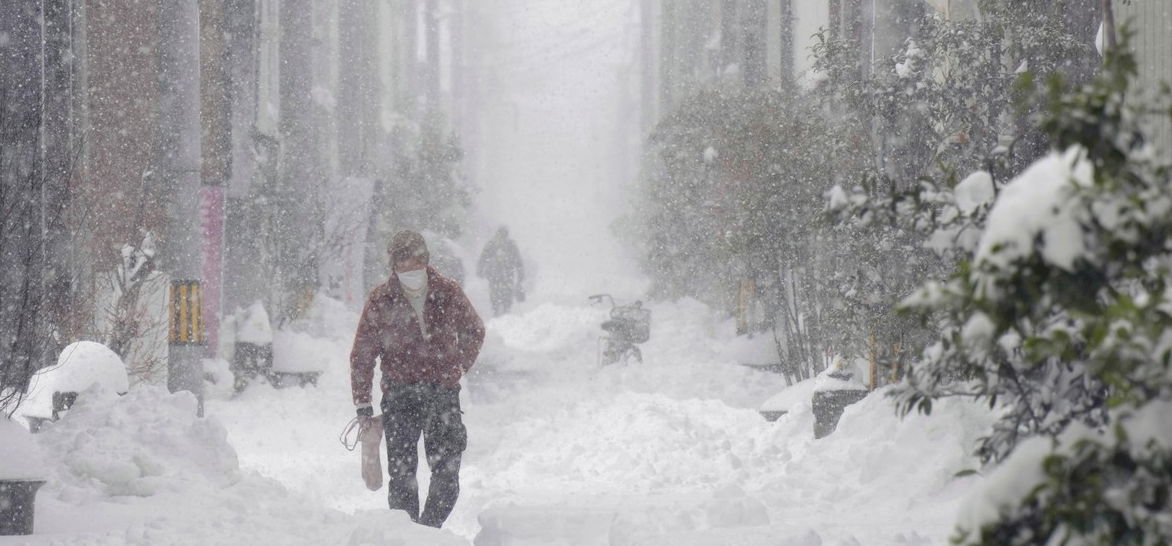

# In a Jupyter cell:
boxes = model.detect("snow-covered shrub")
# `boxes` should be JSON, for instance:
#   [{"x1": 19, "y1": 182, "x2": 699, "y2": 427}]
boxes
[
  {"x1": 818, "y1": 4, "x2": 1097, "y2": 386},
  {"x1": 896, "y1": 40, "x2": 1172, "y2": 544},
  {"x1": 639, "y1": 85, "x2": 860, "y2": 380},
  {"x1": 956, "y1": 400, "x2": 1172, "y2": 545}
]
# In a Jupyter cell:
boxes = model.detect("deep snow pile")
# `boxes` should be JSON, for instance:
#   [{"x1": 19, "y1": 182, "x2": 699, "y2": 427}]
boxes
[
  {"x1": 456, "y1": 298, "x2": 996, "y2": 544},
  {"x1": 7, "y1": 295, "x2": 998, "y2": 545},
  {"x1": 34, "y1": 386, "x2": 239, "y2": 499},
  {"x1": 18, "y1": 377, "x2": 463, "y2": 544}
]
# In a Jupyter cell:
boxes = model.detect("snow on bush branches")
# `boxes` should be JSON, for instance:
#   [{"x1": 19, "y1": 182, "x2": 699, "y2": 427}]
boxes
[{"x1": 896, "y1": 41, "x2": 1172, "y2": 544}]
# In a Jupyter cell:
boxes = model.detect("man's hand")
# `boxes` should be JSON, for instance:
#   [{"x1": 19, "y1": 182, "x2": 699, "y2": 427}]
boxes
[{"x1": 356, "y1": 405, "x2": 378, "y2": 431}]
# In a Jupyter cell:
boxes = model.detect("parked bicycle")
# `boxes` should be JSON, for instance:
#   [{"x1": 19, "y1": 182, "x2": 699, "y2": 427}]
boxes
[{"x1": 588, "y1": 294, "x2": 651, "y2": 365}]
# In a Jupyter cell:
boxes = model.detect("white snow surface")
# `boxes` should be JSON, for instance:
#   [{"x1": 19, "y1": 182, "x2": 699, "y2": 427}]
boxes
[
  {"x1": 19, "y1": 341, "x2": 130, "y2": 420},
  {"x1": 954, "y1": 170, "x2": 994, "y2": 215},
  {"x1": 975, "y1": 146, "x2": 1093, "y2": 273},
  {"x1": 5, "y1": 295, "x2": 998, "y2": 545},
  {"x1": 235, "y1": 301, "x2": 274, "y2": 345},
  {"x1": 0, "y1": 417, "x2": 48, "y2": 480}
]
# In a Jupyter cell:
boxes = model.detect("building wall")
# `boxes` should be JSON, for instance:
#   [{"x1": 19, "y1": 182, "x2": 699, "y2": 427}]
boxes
[
  {"x1": 256, "y1": 0, "x2": 281, "y2": 138},
  {"x1": 1117, "y1": 0, "x2": 1172, "y2": 149},
  {"x1": 83, "y1": 0, "x2": 164, "y2": 271}
]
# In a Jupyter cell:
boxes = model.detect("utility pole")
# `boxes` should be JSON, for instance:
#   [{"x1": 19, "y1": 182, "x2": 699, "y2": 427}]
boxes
[
  {"x1": 279, "y1": 0, "x2": 322, "y2": 321},
  {"x1": 222, "y1": 0, "x2": 264, "y2": 311},
  {"x1": 158, "y1": 0, "x2": 205, "y2": 415},
  {"x1": 339, "y1": 0, "x2": 377, "y2": 177},
  {"x1": 200, "y1": 0, "x2": 231, "y2": 360},
  {"x1": 424, "y1": 0, "x2": 440, "y2": 113}
]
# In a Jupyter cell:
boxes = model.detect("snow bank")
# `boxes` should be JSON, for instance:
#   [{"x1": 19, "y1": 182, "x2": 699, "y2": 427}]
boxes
[
  {"x1": 20, "y1": 341, "x2": 130, "y2": 420},
  {"x1": 473, "y1": 392, "x2": 787, "y2": 495},
  {"x1": 236, "y1": 301, "x2": 273, "y2": 344},
  {"x1": 34, "y1": 385, "x2": 240, "y2": 499},
  {"x1": 487, "y1": 301, "x2": 602, "y2": 358},
  {"x1": 471, "y1": 384, "x2": 993, "y2": 545},
  {"x1": 47, "y1": 289, "x2": 989, "y2": 545}
]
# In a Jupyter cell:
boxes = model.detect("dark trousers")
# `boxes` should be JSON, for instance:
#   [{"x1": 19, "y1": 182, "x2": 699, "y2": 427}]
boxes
[
  {"x1": 487, "y1": 277, "x2": 514, "y2": 316},
  {"x1": 381, "y1": 381, "x2": 467, "y2": 528}
]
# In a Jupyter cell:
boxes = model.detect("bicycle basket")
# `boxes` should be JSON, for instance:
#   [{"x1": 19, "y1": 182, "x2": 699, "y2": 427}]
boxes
[{"x1": 610, "y1": 305, "x2": 651, "y2": 344}]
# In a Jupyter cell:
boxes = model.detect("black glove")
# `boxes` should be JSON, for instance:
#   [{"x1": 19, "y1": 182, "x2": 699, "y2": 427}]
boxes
[{"x1": 356, "y1": 405, "x2": 374, "y2": 418}]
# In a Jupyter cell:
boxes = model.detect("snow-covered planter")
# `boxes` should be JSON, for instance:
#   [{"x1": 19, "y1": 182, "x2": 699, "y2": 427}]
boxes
[
  {"x1": 0, "y1": 418, "x2": 48, "y2": 535},
  {"x1": 222, "y1": 302, "x2": 274, "y2": 393},
  {"x1": 0, "y1": 479, "x2": 45, "y2": 535},
  {"x1": 19, "y1": 341, "x2": 129, "y2": 431},
  {"x1": 812, "y1": 389, "x2": 869, "y2": 439},
  {"x1": 811, "y1": 367, "x2": 870, "y2": 439},
  {"x1": 759, "y1": 376, "x2": 818, "y2": 422}
]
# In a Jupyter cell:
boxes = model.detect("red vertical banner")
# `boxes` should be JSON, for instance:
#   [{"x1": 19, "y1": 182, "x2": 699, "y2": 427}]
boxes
[{"x1": 199, "y1": 186, "x2": 224, "y2": 357}]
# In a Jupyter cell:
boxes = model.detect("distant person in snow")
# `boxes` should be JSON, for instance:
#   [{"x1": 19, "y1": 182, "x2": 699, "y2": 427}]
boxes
[
  {"x1": 349, "y1": 230, "x2": 485, "y2": 528},
  {"x1": 477, "y1": 226, "x2": 525, "y2": 316}
]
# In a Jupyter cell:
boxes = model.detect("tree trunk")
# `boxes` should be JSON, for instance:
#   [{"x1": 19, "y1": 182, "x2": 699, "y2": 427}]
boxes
[
  {"x1": 277, "y1": 0, "x2": 322, "y2": 322},
  {"x1": 0, "y1": 2, "x2": 49, "y2": 413}
]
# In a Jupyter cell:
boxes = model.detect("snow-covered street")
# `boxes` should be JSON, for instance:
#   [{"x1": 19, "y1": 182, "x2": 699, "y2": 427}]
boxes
[
  {"x1": 6, "y1": 294, "x2": 992, "y2": 545},
  {"x1": 3, "y1": 0, "x2": 1169, "y2": 543}
]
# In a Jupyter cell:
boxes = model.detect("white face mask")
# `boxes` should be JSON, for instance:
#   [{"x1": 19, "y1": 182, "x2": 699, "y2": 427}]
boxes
[{"x1": 397, "y1": 269, "x2": 427, "y2": 290}]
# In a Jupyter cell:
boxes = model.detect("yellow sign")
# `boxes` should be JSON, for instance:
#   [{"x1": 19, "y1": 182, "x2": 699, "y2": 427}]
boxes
[{"x1": 169, "y1": 280, "x2": 205, "y2": 344}]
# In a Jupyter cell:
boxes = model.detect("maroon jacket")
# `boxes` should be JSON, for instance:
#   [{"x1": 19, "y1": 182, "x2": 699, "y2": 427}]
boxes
[{"x1": 350, "y1": 267, "x2": 485, "y2": 406}]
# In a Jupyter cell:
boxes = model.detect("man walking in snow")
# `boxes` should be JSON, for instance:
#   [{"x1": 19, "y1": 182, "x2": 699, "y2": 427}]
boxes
[
  {"x1": 477, "y1": 226, "x2": 525, "y2": 316},
  {"x1": 350, "y1": 230, "x2": 485, "y2": 527}
]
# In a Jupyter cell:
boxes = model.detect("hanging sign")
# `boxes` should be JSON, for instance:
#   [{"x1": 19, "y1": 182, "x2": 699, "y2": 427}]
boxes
[{"x1": 169, "y1": 279, "x2": 205, "y2": 345}]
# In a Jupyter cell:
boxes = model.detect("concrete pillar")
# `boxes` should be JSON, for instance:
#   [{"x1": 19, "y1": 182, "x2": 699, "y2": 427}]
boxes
[{"x1": 158, "y1": 0, "x2": 205, "y2": 414}]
